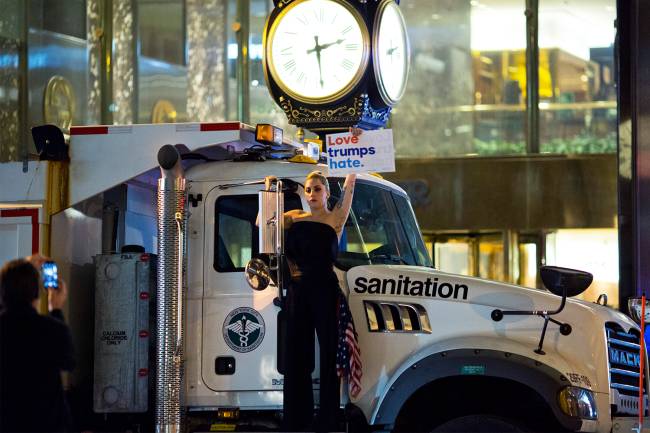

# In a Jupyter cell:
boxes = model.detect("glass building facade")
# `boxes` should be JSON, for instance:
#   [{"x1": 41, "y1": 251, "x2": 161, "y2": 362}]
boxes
[{"x1": 0, "y1": 0, "x2": 618, "y2": 303}]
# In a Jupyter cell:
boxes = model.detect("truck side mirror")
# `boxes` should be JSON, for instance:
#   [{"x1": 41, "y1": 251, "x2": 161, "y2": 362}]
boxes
[
  {"x1": 245, "y1": 258, "x2": 271, "y2": 291},
  {"x1": 540, "y1": 266, "x2": 592, "y2": 298},
  {"x1": 491, "y1": 265, "x2": 593, "y2": 355}
]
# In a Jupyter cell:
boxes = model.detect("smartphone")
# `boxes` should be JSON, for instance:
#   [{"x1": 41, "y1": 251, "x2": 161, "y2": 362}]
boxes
[{"x1": 42, "y1": 261, "x2": 58, "y2": 290}]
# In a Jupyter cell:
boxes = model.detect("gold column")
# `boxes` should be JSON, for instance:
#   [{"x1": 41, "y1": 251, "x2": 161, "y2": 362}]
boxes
[{"x1": 38, "y1": 160, "x2": 69, "y2": 313}]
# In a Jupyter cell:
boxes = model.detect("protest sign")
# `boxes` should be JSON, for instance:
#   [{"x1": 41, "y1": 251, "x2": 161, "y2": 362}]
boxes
[{"x1": 326, "y1": 129, "x2": 395, "y2": 175}]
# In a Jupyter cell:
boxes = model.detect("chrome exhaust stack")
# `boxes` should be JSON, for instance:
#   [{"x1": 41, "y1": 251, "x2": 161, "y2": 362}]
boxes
[{"x1": 156, "y1": 145, "x2": 187, "y2": 433}]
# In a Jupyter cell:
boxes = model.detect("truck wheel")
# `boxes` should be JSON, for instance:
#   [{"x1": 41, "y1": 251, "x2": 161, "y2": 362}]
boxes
[{"x1": 431, "y1": 414, "x2": 528, "y2": 432}]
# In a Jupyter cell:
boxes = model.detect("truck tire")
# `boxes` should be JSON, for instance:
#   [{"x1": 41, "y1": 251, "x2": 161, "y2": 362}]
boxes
[{"x1": 431, "y1": 414, "x2": 528, "y2": 432}]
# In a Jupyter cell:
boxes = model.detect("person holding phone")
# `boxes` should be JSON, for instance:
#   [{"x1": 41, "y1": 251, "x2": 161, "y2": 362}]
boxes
[{"x1": 0, "y1": 256, "x2": 75, "y2": 432}]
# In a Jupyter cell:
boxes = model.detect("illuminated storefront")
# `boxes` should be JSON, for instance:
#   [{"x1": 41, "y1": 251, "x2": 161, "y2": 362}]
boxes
[{"x1": 0, "y1": 0, "x2": 624, "y2": 305}]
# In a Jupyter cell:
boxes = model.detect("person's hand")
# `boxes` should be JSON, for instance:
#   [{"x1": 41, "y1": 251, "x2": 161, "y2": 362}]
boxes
[
  {"x1": 48, "y1": 277, "x2": 68, "y2": 312},
  {"x1": 349, "y1": 127, "x2": 363, "y2": 137},
  {"x1": 265, "y1": 175, "x2": 278, "y2": 190},
  {"x1": 26, "y1": 253, "x2": 49, "y2": 270}
]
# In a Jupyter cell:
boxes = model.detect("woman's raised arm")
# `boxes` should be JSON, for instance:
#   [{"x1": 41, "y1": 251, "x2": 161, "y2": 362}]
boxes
[
  {"x1": 331, "y1": 127, "x2": 363, "y2": 232},
  {"x1": 333, "y1": 173, "x2": 356, "y2": 232}
]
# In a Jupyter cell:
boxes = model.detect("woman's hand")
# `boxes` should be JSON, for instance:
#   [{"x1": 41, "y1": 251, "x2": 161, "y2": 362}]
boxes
[
  {"x1": 349, "y1": 126, "x2": 363, "y2": 137},
  {"x1": 265, "y1": 175, "x2": 278, "y2": 190}
]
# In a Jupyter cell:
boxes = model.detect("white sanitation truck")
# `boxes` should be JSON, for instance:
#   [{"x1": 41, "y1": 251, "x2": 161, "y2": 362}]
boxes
[{"x1": 11, "y1": 122, "x2": 646, "y2": 433}]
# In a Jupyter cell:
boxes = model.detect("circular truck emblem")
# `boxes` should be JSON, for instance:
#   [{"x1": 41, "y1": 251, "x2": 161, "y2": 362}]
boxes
[{"x1": 223, "y1": 307, "x2": 265, "y2": 353}]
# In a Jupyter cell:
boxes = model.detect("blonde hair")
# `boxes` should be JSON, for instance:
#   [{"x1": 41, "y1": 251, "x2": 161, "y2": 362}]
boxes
[{"x1": 305, "y1": 170, "x2": 330, "y2": 196}]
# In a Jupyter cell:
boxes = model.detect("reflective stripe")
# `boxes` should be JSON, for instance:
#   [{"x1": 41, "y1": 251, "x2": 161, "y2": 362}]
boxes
[
  {"x1": 70, "y1": 126, "x2": 108, "y2": 135},
  {"x1": 200, "y1": 122, "x2": 241, "y2": 131}
]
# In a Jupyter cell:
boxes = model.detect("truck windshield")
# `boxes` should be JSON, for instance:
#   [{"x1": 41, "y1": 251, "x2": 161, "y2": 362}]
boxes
[{"x1": 329, "y1": 179, "x2": 433, "y2": 270}]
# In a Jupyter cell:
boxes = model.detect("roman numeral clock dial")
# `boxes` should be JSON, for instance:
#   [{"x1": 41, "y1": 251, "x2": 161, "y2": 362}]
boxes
[
  {"x1": 372, "y1": 0, "x2": 410, "y2": 106},
  {"x1": 265, "y1": 0, "x2": 369, "y2": 104}
]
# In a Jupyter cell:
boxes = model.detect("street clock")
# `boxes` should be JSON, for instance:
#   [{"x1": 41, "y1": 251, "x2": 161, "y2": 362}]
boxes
[{"x1": 263, "y1": 0, "x2": 410, "y2": 133}]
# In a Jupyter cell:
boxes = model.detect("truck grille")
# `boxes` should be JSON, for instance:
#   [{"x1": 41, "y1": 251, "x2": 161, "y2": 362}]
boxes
[
  {"x1": 606, "y1": 322, "x2": 648, "y2": 416},
  {"x1": 363, "y1": 301, "x2": 431, "y2": 333}
]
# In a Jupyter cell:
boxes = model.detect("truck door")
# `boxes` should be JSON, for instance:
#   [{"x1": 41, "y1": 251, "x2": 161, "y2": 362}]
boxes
[{"x1": 200, "y1": 184, "x2": 303, "y2": 392}]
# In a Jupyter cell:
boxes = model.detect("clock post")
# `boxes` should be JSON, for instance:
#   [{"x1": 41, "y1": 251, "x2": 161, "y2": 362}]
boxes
[{"x1": 262, "y1": 0, "x2": 409, "y2": 143}]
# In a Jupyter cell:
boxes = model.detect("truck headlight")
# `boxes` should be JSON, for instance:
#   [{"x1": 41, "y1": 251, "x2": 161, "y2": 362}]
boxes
[
  {"x1": 628, "y1": 297, "x2": 650, "y2": 325},
  {"x1": 557, "y1": 386, "x2": 597, "y2": 420}
]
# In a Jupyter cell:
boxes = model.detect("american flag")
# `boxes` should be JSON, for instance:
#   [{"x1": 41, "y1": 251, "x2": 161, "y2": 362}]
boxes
[{"x1": 336, "y1": 291, "x2": 362, "y2": 398}]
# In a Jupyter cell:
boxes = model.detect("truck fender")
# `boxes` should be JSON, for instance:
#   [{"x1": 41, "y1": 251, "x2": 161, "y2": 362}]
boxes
[{"x1": 372, "y1": 348, "x2": 581, "y2": 431}]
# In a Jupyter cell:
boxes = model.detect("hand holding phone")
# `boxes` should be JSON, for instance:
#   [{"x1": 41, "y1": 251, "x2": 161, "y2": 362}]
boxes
[{"x1": 42, "y1": 261, "x2": 58, "y2": 290}]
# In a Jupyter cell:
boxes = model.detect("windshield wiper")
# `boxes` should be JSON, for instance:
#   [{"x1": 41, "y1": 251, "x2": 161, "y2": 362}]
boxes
[
  {"x1": 218, "y1": 178, "x2": 301, "y2": 191},
  {"x1": 370, "y1": 254, "x2": 409, "y2": 265},
  {"x1": 218, "y1": 180, "x2": 264, "y2": 190}
]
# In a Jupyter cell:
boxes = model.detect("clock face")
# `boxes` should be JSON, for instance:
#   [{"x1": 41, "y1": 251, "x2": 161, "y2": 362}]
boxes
[
  {"x1": 373, "y1": 0, "x2": 410, "y2": 105},
  {"x1": 266, "y1": 0, "x2": 369, "y2": 104}
]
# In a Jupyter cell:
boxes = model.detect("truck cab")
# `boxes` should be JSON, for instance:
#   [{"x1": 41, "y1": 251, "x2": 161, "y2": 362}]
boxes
[
  {"x1": 6, "y1": 122, "x2": 644, "y2": 433},
  {"x1": 180, "y1": 157, "x2": 644, "y2": 433},
  {"x1": 184, "y1": 161, "x2": 432, "y2": 411}
]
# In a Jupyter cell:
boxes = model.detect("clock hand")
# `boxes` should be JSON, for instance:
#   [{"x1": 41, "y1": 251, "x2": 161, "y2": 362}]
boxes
[
  {"x1": 306, "y1": 36, "x2": 344, "y2": 88},
  {"x1": 318, "y1": 38, "x2": 345, "y2": 51},
  {"x1": 306, "y1": 37, "x2": 344, "y2": 54},
  {"x1": 316, "y1": 48, "x2": 324, "y2": 87},
  {"x1": 387, "y1": 42, "x2": 398, "y2": 64},
  {"x1": 306, "y1": 35, "x2": 325, "y2": 88},
  {"x1": 306, "y1": 35, "x2": 322, "y2": 55}
]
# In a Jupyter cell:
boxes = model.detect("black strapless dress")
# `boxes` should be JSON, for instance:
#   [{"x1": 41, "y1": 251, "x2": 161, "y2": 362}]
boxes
[{"x1": 283, "y1": 221, "x2": 340, "y2": 432}]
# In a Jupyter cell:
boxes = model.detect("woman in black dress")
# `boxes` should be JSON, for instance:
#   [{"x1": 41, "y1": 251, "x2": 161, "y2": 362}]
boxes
[{"x1": 265, "y1": 169, "x2": 357, "y2": 431}]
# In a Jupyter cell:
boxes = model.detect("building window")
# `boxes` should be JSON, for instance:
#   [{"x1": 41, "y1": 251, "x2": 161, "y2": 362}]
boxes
[
  {"x1": 537, "y1": 1, "x2": 616, "y2": 154},
  {"x1": 139, "y1": 1, "x2": 185, "y2": 66},
  {"x1": 30, "y1": 0, "x2": 87, "y2": 40},
  {"x1": 391, "y1": 0, "x2": 616, "y2": 157}
]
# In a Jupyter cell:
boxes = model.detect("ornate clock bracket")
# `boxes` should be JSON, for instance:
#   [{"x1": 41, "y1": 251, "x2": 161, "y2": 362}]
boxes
[{"x1": 277, "y1": 92, "x2": 392, "y2": 136}]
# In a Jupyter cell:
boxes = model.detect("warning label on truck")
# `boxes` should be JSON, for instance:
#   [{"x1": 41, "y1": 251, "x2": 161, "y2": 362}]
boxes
[{"x1": 101, "y1": 330, "x2": 128, "y2": 345}]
